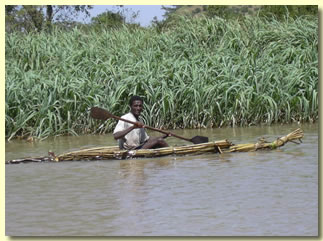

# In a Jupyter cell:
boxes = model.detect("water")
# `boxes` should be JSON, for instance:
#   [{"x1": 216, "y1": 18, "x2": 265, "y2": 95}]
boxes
[{"x1": 5, "y1": 123, "x2": 318, "y2": 236}]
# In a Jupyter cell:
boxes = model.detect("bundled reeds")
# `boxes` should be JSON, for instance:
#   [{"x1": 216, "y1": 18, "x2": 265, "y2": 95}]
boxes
[
  {"x1": 52, "y1": 128, "x2": 304, "y2": 161},
  {"x1": 5, "y1": 15, "x2": 318, "y2": 140},
  {"x1": 5, "y1": 128, "x2": 304, "y2": 164},
  {"x1": 54, "y1": 139, "x2": 232, "y2": 161},
  {"x1": 226, "y1": 128, "x2": 304, "y2": 152}
]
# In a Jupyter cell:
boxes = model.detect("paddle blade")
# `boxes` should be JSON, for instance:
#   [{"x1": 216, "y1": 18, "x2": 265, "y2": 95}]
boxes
[
  {"x1": 90, "y1": 107, "x2": 113, "y2": 120},
  {"x1": 191, "y1": 136, "x2": 209, "y2": 144}
]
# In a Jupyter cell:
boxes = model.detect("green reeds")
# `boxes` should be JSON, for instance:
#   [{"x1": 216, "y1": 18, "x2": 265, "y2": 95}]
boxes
[{"x1": 5, "y1": 15, "x2": 318, "y2": 140}]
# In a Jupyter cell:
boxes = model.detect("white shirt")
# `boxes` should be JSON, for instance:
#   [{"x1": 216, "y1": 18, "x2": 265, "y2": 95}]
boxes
[{"x1": 113, "y1": 112, "x2": 149, "y2": 150}]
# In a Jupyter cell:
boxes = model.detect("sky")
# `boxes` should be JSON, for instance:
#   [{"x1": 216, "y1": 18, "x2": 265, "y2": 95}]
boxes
[{"x1": 81, "y1": 5, "x2": 169, "y2": 27}]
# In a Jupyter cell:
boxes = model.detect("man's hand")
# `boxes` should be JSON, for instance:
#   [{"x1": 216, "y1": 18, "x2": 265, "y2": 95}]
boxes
[
  {"x1": 134, "y1": 121, "x2": 145, "y2": 129},
  {"x1": 162, "y1": 132, "x2": 172, "y2": 139}
]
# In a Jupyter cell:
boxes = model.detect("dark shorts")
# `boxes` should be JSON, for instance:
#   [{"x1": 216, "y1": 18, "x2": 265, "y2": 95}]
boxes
[{"x1": 134, "y1": 140, "x2": 148, "y2": 150}]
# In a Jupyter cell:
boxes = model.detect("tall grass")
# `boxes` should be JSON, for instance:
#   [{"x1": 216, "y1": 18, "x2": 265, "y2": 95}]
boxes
[{"x1": 5, "y1": 15, "x2": 318, "y2": 140}]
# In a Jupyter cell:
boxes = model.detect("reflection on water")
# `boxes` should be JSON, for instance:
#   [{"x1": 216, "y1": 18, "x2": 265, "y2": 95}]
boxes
[{"x1": 5, "y1": 123, "x2": 318, "y2": 236}]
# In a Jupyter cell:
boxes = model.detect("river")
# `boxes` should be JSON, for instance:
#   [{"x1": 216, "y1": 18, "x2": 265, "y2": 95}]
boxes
[{"x1": 5, "y1": 123, "x2": 318, "y2": 236}]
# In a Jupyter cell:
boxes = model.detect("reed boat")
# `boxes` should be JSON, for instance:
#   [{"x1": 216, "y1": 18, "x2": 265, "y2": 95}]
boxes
[{"x1": 6, "y1": 128, "x2": 304, "y2": 164}]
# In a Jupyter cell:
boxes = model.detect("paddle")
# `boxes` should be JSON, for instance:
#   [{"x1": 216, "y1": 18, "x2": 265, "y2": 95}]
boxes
[{"x1": 90, "y1": 107, "x2": 209, "y2": 144}]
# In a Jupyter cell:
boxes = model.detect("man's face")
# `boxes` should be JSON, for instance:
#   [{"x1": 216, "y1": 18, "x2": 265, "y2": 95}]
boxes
[{"x1": 130, "y1": 100, "x2": 143, "y2": 118}]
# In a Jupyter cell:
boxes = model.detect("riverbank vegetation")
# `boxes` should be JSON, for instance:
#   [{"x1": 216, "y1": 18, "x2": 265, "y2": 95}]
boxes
[{"x1": 5, "y1": 13, "x2": 318, "y2": 140}]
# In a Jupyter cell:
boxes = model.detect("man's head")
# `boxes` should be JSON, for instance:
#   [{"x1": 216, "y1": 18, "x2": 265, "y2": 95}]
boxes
[{"x1": 129, "y1": 96, "x2": 143, "y2": 118}]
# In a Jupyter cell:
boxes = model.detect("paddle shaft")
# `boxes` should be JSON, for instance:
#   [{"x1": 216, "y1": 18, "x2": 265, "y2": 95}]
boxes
[
  {"x1": 110, "y1": 113, "x2": 192, "y2": 142},
  {"x1": 90, "y1": 107, "x2": 208, "y2": 144}
]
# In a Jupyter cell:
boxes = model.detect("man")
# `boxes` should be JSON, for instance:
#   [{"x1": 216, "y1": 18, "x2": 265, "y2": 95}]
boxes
[{"x1": 113, "y1": 96, "x2": 169, "y2": 150}]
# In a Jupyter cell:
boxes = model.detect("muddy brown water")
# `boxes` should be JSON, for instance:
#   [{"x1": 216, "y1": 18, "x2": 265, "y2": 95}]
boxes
[{"x1": 5, "y1": 123, "x2": 318, "y2": 236}]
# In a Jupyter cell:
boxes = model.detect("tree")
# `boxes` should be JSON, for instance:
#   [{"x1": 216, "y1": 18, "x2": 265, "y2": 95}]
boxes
[
  {"x1": 91, "y1": 11, "x2": 125, "y2": 29},
  {"x1": 5, "y1": 5, "x2": 93, "y2": 33},
  {"x1": 161, "y1": 5, "x2": 182, "y2": 18},
  {"x1": 206, "y1": 6, "x2": 231, "y2": 18},
  {"x1": 150, "y1": 5, "x2": 184, "y2": 31},
  {"x1": 90, "y1": 6, "x2": 140, "y2": 30},
  {"x1": 258, "y1": 5, "x2": 318, "y2": 19}
]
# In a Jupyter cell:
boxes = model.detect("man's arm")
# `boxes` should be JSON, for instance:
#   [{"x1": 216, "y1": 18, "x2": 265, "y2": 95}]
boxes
[{"x1": 113, "y1": 121, "x2": 144, "y2": 140}]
